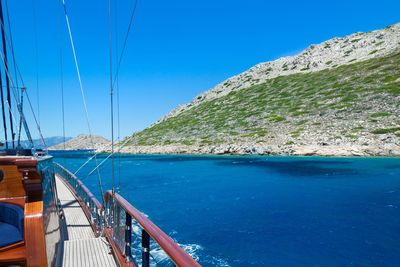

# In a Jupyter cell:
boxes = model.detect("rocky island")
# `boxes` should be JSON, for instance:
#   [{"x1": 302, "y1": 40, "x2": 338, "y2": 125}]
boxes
[
  {"x1": 49, "y1": 134, "x2": 111, "y2": 151},
  {"x1": 120, "y1": 23, "x2": 400, "y2": 156}
]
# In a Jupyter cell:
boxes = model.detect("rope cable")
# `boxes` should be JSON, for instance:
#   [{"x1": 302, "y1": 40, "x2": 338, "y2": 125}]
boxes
[
  {"x1": 4, "y1": 0, "x2": 20, "y2": 145},
  {"x1": 0, "y1": 52, "x2": 34, "y2": 147},
  {"x1": 115, "y1": 0, "x2": 121, "y2": 192},
  {"x1": 59, "y1": 10, "x2": 66, "y2": 152},
  {"x1": 22, "y1": 87, "x2": 46, "y2": 147},
  {"x1": 61, "y1": 0, "x2": 105, "y2": 200},
  {"x1": 85, "y1": 134, "x2": 137, "y2": 177},
  {"x1": 0, "y1": 0, "x2": 14, "y2": 148},
  {"x1": 86, "y1": 136, "x2": 133, "y2": 177},
  {"x1": 71, "y1": 0, "x2": 139, "y2": 182},
  {"x1": 32, "y1": 0, "x2": 40, "y2": 127},
  {"x1": 0, "y1": 5, "x2": 40, "y2": 148},
  {"x1": 0, "y1": 56, "x2": 7, "y2": 147},
  {"x1": 112, "y1": 0, "x2": 139, "y2": 89},
  {"x1": 108, "y1": 0, "x2": 115, "y2": 194},
  {"x1": 0, "y1": 13, "x2": 25, "y2": 88}
]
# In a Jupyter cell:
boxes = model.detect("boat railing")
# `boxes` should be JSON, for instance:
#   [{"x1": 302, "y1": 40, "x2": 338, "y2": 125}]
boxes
[
  {"x1": 53, "y1": 163, "x2": 103, "y2": 234},
  {"x1": 54, "y1": 162, "x2": 200, "y2": 267},
  {"x1": 103, "y1": 190, "x2": 200, "y2": 267}
]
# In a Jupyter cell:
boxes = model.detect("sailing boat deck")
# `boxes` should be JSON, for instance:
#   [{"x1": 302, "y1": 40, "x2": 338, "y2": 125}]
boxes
[{"x1": 55, "y1": 175, "x2": 117, "y2": 267}]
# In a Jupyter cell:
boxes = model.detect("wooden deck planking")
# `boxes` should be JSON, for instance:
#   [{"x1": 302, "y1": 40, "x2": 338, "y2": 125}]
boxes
[
  {"x1": 55, "y1": 175, "x2": 118, "y2": 267},
  {"x1": 62, "y1": 238, "x2": 117, "y2": 267},
  {"x1": 56, "y1": 176, "x2": 95, "y2": 240}
]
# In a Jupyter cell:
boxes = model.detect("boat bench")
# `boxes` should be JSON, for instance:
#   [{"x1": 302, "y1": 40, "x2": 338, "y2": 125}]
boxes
[{"x1": 0, "y1": 203, "x2": 24, "y2": 247}]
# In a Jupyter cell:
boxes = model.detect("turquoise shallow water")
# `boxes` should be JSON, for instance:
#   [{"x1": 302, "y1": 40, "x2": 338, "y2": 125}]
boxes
[{"x1": 52, "y1": 153, "x2": 400, "y2": 266}]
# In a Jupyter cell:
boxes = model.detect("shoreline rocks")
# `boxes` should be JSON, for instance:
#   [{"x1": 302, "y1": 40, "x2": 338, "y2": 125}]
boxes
[{"x1": 102, "y1": 143, "x2": 400, "y2": 157}]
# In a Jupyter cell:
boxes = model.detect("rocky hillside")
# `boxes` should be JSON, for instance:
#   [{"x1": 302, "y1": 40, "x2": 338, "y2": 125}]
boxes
[
  {"x1": 49, "y1": 134, "x2": 110, "y2": 151},
  {"x1": 122, "y1": 23, "x2": 400, "y2": 156}
]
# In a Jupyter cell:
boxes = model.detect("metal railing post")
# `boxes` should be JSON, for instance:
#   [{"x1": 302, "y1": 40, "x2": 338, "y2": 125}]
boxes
[
  {"x1": 142, "y1": 230, "x2": 150, "y2": 267},
  {"x1": 125, "y1": 212, "x2": 132, "y2": 262}
]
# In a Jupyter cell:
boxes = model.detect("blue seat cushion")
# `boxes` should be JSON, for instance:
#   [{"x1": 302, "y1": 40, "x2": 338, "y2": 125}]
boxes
[
  {"x1": 0, "y1": 222, "x2": 23, "y2": 247},
  {"x1": 0, "y1": 203, "x2": 24, "y2": 247}
]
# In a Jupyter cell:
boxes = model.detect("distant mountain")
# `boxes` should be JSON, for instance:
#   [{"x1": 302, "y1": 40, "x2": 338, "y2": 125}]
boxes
[
  {"x1": 5, "y1": 136, "x2": 72, "y2": 149},
  {"x1": 48, "y1": 134, "x2": 110, "y2": 151},
  {"x1": 121, "y1": 23, "x2": 400, "y2": 156}
]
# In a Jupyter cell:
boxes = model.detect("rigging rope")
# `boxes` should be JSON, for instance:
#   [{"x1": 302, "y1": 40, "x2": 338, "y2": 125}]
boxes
[
  {"x1": 61, "y1": 0, "x2": 105, "y2": 200},
  {"x1": 60, "y1": 52, "x2": 65, "y2": 150},
  {"x1": 71, "y1": 0, "x2": 139, "y2": 184},
  {"x1": 86, "y1": 136, "x2": 133, "y2": 177},
  {"x1": 0, "y1": 57, "x2": 7, "y2": 147},
  {"x1": 0, "y1": 5, "x2": 40, "y2": 149},
  {"x1": 112, "y1": 0, "x2": 139, "y2": 89},
  {"x1": 59, "y1": 11, "x2": 66, "y2": 152},
  {"x1": 23, "y1": 89, "x2": 46, "y2": 148},
  {"x1": 5, "y1": 0, "x2": 24, "y2": 146},
  {"x1": 115, "y1": 0, "x2": 121, "y2": 192},
  {"x1": 0, "y1": 52, "x2": 34, "y2": 147},
  {"x1": 0, "y1": 0, "x2": 14, "y2": 148},
  {"x1": 0, "y1": 12, "x2": 25, "y2": 89},
  {"x1": 4, "y1": 98, "x2": 24, "y2": 143},
  {"x1": 83, "y1": 136, "x2": 133, "y2": 175},
  {"x1": 4, "y1": 0, "x2": 18, "y2": 99},
  {"x1": 108, "y1": 0, "x2": 115, "y2": 194},
  {"x1": 32, "y1": 0, "x2": 40, "y2": 128}
]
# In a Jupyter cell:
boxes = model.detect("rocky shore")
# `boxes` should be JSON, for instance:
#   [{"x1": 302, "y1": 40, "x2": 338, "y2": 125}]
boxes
[{"x1": 111, "y1": 142, "x2": 400, "y2": 157}]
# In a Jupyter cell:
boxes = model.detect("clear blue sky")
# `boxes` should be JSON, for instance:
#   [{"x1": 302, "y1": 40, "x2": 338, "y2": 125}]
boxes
[{"x1": 3, "y1": 0, "x2": 400, "y2": 140}]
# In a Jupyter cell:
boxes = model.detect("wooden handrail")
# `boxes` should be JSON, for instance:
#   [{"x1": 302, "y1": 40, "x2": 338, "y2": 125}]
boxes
[{"x1": 103, "y1": 190, "x2": 200, "y2": 267}]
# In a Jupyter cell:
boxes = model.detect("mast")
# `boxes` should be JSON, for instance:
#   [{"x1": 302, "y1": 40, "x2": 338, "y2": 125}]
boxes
[
  {"x1": 0, "y1": 0, "x2": 14, "y2": 149},
  {"x1": 0, "y1": 63, "x2": 6, "y2": 148},
  {"x1": 108, "y1": 0, "x2": 115, "y2": 194}
]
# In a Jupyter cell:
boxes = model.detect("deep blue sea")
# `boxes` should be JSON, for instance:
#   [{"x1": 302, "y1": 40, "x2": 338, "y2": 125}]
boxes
[{"x1": 51, "y1": 152, "x2": 400, "y2": 266}]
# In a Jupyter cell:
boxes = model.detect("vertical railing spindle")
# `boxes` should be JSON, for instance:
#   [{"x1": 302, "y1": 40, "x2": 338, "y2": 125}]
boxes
[
  {"x1": 125, "y1": 212, "x2": 132, "y2": 262},
  {"x1": 142, "y1": 230, "x2": 150, "y2": 267}
]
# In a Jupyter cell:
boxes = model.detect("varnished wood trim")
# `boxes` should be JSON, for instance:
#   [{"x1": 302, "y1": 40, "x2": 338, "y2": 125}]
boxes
[
  {"x1": 0, "y1": 197, "x2": 25, "y2": 207},
  {"x1": 0, "y1": 241, "x2": 24, "y2": 253},
  {"x1": 0, "y1": 244, "x2": 26, "y2": 266},
  {"x1": 0, "y1": 165, "x2": 26, "y2": 198},
  {"x1": 24, "y1": 201, "x2": 47, "y2": 267}
]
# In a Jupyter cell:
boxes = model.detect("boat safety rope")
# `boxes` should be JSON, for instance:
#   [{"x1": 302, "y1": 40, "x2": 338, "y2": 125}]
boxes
[{"x1": 61, "y1": 0, "x2": 105, "y2": 200}]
